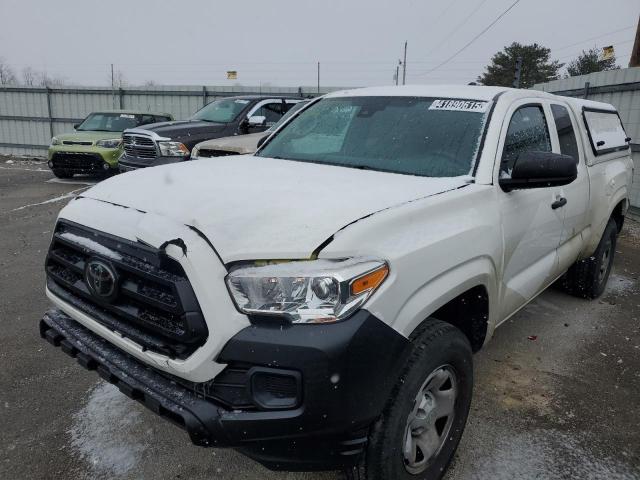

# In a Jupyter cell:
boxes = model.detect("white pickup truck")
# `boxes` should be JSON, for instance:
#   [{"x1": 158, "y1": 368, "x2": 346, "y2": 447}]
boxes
[{"x1": 40, "y1": 86, "x2": 633, "y2": 479}]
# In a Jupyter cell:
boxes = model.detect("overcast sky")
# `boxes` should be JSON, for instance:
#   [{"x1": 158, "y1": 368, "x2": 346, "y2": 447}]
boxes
[{"x1": 0, "y1": 0, "x2": 637, "y2": 88}]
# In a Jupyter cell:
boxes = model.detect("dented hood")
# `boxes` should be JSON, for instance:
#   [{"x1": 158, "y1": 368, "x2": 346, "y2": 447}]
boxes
[{"x1": 81, "y1": 156, "x2": 470, "y2": 262}]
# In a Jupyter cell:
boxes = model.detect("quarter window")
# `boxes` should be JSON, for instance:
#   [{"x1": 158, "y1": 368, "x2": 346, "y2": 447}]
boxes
[
  {"x1": 551, "y1": 104, "x2": 579, "y2": 162},
  {"x1": 583, "y1": 109, "x2": 628, "y2": 155},
  {"x1": 501, "y1": 105, "x2": 551, "y2": 175}
]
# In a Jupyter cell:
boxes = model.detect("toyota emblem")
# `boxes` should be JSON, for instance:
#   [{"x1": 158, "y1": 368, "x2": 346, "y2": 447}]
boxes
[{"x1": 84, "y1": 259, "x2": 118, "y2": 301}]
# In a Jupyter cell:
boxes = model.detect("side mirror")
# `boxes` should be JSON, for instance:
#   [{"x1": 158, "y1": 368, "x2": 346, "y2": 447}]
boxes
[
  {"x1": 499, "y1": 151, "x2": 577, "y2": 192},
  {"x1": 247, "y1": 115, "x2": 266, "y2": 127},
  {"x1": 73, "y1": 123, "x2": 80, "y2": 130}
]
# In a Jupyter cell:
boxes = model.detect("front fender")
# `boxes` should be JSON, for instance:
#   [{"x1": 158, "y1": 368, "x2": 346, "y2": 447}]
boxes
[
  {"x1": 319, "y1": 184, "x2": 502, "y2": 343},
  {"x1": 387, "y1": 256, "x2": 498, "y2": 342}
]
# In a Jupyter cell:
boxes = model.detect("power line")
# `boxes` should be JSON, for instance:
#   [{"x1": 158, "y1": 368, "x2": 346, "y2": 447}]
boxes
[
  {"x1": 430, "y1": 0, "x2": 459, "y2": 26},
  {"x1": 425, "y1": 0, "x2": 490, "y2": 57},
  {"x1": 556, "y1": 39, "x2": 635, "y2": 61},
  {"x1": 552, "y1": 25, "x2": 635, "y2": 52},
  {"x1": 414, "y1": 0, "x2": 523, "y2": 77}
]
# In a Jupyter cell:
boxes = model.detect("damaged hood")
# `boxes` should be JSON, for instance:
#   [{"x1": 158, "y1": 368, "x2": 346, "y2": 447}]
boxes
[{"x1": 81, "y1": 156, "x2": 470, "y2": 262}]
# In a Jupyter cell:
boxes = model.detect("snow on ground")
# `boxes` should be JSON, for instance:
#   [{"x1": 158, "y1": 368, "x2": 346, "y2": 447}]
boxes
[
  {"x1": 447, "y1": 428, "x2": 638, "y2": 480},
  {"x1": 9, "y1": 187, "x2": 90, "y2": 212},
  {"x1": 69, "y1": 383, "x2": 147, "y2": 479},
  {"x1": 605, "y1": 273, "x2": 637, "y2": 296}
]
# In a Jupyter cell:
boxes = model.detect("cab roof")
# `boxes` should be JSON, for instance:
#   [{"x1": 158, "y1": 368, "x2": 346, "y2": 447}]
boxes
[
  {"x1": 324, "y1": 85, "x2": 618, "y2": 112},
  {"x1": 325, "y1": 85, "x2": 509, "y2": 101},
  {"x1": 89, "y1": 109, "x2": 173, "y2": 117}
]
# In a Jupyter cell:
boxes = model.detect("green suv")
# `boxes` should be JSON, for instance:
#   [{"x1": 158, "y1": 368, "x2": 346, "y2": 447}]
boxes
[{"x1": 48, "y1": 110, "x2": 173, "y2": 178}]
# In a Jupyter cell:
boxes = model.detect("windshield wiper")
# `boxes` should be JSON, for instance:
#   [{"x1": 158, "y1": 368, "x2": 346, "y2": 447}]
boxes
[{"x1": 347, "y1": 164, "x2": 379, "y2": 171}]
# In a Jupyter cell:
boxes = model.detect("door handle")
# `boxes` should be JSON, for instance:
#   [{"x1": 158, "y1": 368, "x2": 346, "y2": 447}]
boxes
[{"x1": 551, "y1": 197, "x2": 567, "y2": 210}]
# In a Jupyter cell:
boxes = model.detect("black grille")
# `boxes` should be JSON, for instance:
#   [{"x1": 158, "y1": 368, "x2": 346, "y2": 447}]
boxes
[
  {"x1": 45, "y1": 220, "x2": 208, "y2": 359},
  {"x1": 197, "y1": 149, "x2": 239, "y2": 158},
  {"x1": 50, "y1": 152, "x2": 105, "y2": 173},
  {"x1": 62, "y1": 140, "x2": 93, "y2": 146},
  {"x1": 123, "y1": 134, "x2": 158, "y2": 159}
]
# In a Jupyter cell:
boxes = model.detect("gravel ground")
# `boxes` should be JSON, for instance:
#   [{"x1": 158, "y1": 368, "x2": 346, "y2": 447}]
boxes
[{"x1": 1, "y1": 159, "x2": 639, "y2": 479}]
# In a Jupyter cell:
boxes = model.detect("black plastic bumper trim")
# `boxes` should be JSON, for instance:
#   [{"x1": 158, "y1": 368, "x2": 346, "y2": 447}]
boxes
[
  {"x1": 40, "y1": 309, "x2": 228, "y2": 447},
  {"x1": 40, "y1": 307, "x2": 411, "y2": 471}
]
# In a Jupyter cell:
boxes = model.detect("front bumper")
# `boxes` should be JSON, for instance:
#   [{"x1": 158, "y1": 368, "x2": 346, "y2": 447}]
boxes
[
  {"x1": 118, "y1": 154, "x2": 187, "y2": 171},
  {"x1": 48, "y1": 147, "x2": 121, "y2": 173},
  {"x1": 40, "y1": 307, "x2": 409, "y2": 471}
]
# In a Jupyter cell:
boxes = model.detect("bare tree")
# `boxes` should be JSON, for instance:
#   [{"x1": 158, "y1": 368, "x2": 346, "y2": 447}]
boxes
[
  {"x1": 0, "y1": 58, "x2": 17, "y2": 85},
  {"x1": 108, "y1": 68, "x2": 127, "y2": 88},
  {"x1": 143, "y1": 79, "x2": 157, "y2": 87},
  {"x1": 37, "y1": 71, "x2": 67, "y2": 87},
  {"x1": 22, "y1": 66, "x2": 37, "y2": 86}
]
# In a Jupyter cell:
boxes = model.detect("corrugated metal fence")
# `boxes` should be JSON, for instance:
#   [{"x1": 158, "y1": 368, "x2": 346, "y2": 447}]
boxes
[
  {"x1": 533, "y1": 67, "x2": 640, "y2": 209},
  {"x1": 0, "y1": 85, "x2": 345, "y2": 157}
]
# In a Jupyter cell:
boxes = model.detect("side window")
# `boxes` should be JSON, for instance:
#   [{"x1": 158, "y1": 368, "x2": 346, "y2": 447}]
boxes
[
  {"x1": 501, "y1": 105, "x2": 551, "y2": 175},
  {"x1": 252, "y1": 102, "x2": 284, "y2": 126},
  {"x1": 551, "y1": 104, "x2": 579, "y2": 163},
  {"x1": 140, "y1": 115, "x2": 156, "y2": 125},
  {"x1": 156, "y1": 115, "x2": 172, "y2": 123},
  {"x1": 283, "y1": 100, "x2": 301, "y2": 113}
]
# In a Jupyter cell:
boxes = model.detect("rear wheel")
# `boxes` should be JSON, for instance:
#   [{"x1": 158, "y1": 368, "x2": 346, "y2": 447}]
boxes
[
  {"x1": 561, "y1": 218, "x2": 617, "y2": 299},
  {"x1": 364, "y1": 320, "x2": 473, "y2": 480},
  {"x1": 52, "y1": 169, "x2": 73, "y2": 179}
]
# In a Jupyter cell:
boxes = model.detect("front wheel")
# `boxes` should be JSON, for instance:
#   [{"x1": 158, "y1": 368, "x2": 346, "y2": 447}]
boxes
[{"x1": 365, "y1": 320, "x2": 473, "y2": 480}]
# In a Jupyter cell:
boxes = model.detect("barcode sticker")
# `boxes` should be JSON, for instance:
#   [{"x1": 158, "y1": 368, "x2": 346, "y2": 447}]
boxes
[{"x1": 429, "y1": 99, "x2": 489, "y2": 112}]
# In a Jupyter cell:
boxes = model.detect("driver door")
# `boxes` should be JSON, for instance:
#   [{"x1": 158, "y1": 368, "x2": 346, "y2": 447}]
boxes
[{"x1": 497, "y1": 101, "x2": 565, "y2": 320}]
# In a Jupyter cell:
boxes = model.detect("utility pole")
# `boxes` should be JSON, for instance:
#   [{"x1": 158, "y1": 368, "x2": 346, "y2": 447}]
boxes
[
  {"x1": 512, "y1": 56, "x2": 523, "y2": 88},
  {"x1": 402, "y1": 41, "x2": 407, "y2": 85},
  {"x1": 630, "y1": 15, "x2": 640, "y2": 67},
  {"x1": 317, "y1": 62, "x2": 320, "y2": 94},
  {"x1": 110, "y1": 63, "x2": 115, "y2": 108}
]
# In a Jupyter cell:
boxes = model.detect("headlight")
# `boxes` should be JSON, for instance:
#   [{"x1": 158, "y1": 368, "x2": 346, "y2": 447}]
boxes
[
  {"x1": 226, "y1": 257, "x2": 389, "y2": 324},
  {"x1": 158, "y1": 141, "x2": 190, "y2": 157},
  {"x1": 96, "y1": 138, "x2": 122, "y2": 148},
  {"x1": 50, "y1": 137, "x2": 61, "y2": 146}
]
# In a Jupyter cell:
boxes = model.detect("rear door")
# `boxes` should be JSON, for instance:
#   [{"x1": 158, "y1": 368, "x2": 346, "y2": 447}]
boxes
[
  {"x1": 497, "y1": 100, "x2": 565, "y2": 319},
  {"x1": 548, "y1": 102, "x2": 590, "y2": 273}
]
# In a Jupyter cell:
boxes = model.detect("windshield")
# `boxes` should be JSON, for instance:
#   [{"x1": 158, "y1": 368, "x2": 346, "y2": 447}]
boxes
[
  {"x1": 76, "y1": 113, "x2": 150, "y2": 132},
  {"x1": 257, "y1": 96, "x2": 491, "y2": 177},
  {"x1": 192, "y1": 98, "x2": 250, "y2": 123}
]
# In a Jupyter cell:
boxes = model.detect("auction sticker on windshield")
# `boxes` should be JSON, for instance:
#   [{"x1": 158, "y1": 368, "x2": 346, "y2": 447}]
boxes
[{"x1": 429, "y1": 99, "x2": 489, "y2": 112}]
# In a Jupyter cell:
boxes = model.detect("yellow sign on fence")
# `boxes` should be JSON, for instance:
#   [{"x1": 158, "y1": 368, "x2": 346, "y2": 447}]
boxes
[{"x1": 226, "y1": 71, "x2": 238, "y2": 80}]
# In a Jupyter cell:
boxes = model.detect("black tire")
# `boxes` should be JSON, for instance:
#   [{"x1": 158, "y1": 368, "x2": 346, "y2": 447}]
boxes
[
  {"x1": 561, "y1": 218, "x2": 617, "y2": 299},
  {"x1": 364, "y1": 320, "x2": 473, "y2": 480},
  {"x1": 52, "y1": 168, "x2": 73, "y2": 179}
]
